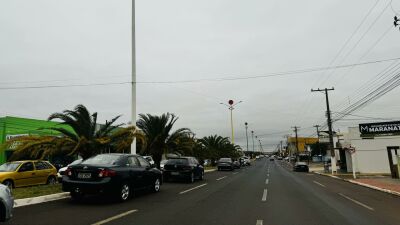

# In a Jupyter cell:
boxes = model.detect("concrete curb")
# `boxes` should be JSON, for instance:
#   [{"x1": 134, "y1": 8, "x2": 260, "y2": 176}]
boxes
[
  {"x1": 205, "y1": 169, "x2": 216, "y2": 173},
  {"x1": 14, "y1": 192, "x2": 69, "y2": 208},
  {"x1": 313, "y1": 171, "x2": 400, "y2": 197}
]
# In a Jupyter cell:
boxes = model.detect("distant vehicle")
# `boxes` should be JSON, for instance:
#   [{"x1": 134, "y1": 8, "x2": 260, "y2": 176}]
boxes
[
  {"x1": 243, "y1": 157, "x2": 251, "y2": 166},
  {"x1": 0, "y1": 160, "x2": 57, "y2": 188},
  {"x1": 57, "y1": 159, "x2": 83, "y2": 182},
  {"x1": 62, "y1": 154, "x2": 162, "y2": 202},
  {"x1": 269, "y1": 157, "x2": 275, "y2": 161},
  {"x1": 277, "y1": 157, "x2": 283, "y2": 160},
  {"x1": 143, "y1": 156, "x2": 155, "y2": 166},
  {"x1": 233, "y1": 160, "x2": 241, "y2": 169},
  {"x1": 217, "y1": 158, "x2": 234, "y2": 171},
  {"x1": 163, "y1": 157, "x2": 204, "y2": 183},
  {"x1": 293, "y1": 162, "x2": 309, "y2": 172},
  {"x1": 160, "y1": 159, "x2": 169, "y2": 170},
  {"x1": 256, "y1": 156, "x2": 260, "y2": 159},
  {"x1": 0, "y1": 184, "x2": 13, "y2": 222}
]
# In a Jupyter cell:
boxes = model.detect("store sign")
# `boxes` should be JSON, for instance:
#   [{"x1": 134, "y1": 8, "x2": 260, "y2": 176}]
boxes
[
  {"x1": 359, "y1": 121, "x2": 400, "y2": 135},
  {"x1": 6, "y1": 134, "x2": 28, "y2": 141}
]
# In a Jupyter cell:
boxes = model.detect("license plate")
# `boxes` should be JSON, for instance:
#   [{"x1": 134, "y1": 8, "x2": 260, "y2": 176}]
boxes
[
  {"x1": 77, "y1": 173, "x2": 91, "y2": 179},
  {"x1": 171, "y1": 172, "x2": 179, "y2": 176}
]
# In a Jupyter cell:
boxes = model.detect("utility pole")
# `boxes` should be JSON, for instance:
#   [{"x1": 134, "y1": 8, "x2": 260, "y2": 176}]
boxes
[
  {"x1": 131, "y1": 0, "x2": 137, "y2": 154},
  {"x1": 314, "y1": 125, "x2": 321, "y2": 158},
  {"x1": 292, "y1": 126, "x2": 300, "y2": 162},
  {"x1": 245, "y1": 122, "x2": 249, "y2": 153},
  {"x1": 311, "y1": 87, "x2": 336, "y2": 174}
]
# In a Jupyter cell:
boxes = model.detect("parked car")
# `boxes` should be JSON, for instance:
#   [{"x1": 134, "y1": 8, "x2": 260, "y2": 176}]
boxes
[
  {"x1": 62, "y1": 154, "x2": 163, "y2": 202},
  {"x1": 233, "y1": 160, "x2": 241, "y2": 169},
  {"x1": 217, "y1": 158, "x2": 234, "y2": 171},
  {"x1": 143, "y1": 156, "x2": 155, "y2": 166},
  {"x1": 57, "y1": 159, "x2": 83, "y2": 182},
  {"x1": 163, "y1": 157, "x2": 204, "y2": 183},
  {"x1": 0, "y1": 184, "x2": 13, "y2": 222},
  {"x1": 293, "y1": 162, "x2": 309, "y2": 172},
  {"x1": 160, "y1": 159, "x2": 168, "y2": 170},
  {"x1": 0, "y1": 160, "x2": 57, "y2": 189}
]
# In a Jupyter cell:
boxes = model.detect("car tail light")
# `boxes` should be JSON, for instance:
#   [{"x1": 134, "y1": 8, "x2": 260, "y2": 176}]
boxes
[
  {"x1": 65, "y1": 167, "x2": 73, "y2": 177},
  {"x1": 98, "y1": 169, "x2": 116, "y2": 178}
]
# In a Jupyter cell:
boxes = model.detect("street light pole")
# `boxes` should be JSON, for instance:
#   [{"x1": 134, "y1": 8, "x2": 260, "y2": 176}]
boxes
[
  {"x1": 251, "y1": 131, "x2": 255, "y2": 153},
  {"x1": 131, "y1": 0, "x2": 137, "y2": 154},
  {"x1": 245, "y1": 122, "x2": 249, "y2": 153},
  {"x1": 220, "y1": 100, "x2": 242, "y2": 144}
]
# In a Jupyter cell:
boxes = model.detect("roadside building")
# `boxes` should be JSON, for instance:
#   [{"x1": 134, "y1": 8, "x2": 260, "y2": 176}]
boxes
[
  {"x1": 0, "y1": 116, "x2": 73, "y2": 164},
  {"x1": 341, "y1": 121, "x2": 400, "y2": 176},
  {"x1": 286, "y1": 137, "x2": 318, "y2": 157}
]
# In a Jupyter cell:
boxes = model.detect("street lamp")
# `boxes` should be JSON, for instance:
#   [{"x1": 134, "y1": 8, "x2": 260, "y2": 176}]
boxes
[
  {"x1": 220, "y1": 100, "x2": 243, "y2": 144},
  {"x1": 245, "y1": 122, "x2": 249, "y2": 153}
]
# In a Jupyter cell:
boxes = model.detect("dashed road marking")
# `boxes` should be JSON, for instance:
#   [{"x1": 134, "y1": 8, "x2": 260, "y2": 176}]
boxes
[
  {"x1": 91, "y1": 210, "x2": 137, "y2": 225},
  {"x1": 216, "y1": 176, "x2": 227, "y2": 181},
  {"x1": 265, "y1": 179, "x2": 269, "y2": 185},
  {"x1": 233, "y1": 172, "x2": 239, "y2": 175},
  {"x1": 313, "y1": 181, "x2": 326, "y2": 188},
  {"x1": 179, "y1": 183, "x2": 208, "y2": 194},
  {"x1": 256, "y1": 220, "x2": 263, "y2": 225},
  {"x1": 338, "y1": 193, "x2": 374, "y2": 211},
  {"x1": 262, "y1": 189, "x2": 268, "y2": 202}
]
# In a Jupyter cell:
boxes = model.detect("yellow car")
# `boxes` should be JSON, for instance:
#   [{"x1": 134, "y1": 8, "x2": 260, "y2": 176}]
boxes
[{"x1": 0, "y1": 160, "x2": 57, "y2": 188}]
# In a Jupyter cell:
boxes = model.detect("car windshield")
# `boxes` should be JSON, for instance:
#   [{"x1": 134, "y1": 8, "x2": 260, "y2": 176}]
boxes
[
  {"x1": 166, "y1": 158, "x2": 188, "y2": 165},
  {"x1": 219, "y1": 158, "x2": 231, "y2": 162},
  {"x1": 83, "y1": 155, "x2": 121, "y2": 165},
  {"x1": 0, "y1": 162, "x2": 21, "y2": 172}
]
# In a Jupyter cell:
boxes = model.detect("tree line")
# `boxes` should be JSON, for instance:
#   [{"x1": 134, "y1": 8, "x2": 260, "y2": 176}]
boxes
[{"x1": 3, "y1": 105, "x2": 243, "y2": 167}]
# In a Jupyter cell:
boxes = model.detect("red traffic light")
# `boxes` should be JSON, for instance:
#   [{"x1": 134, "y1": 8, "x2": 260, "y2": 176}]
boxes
[{"x1": 228, "y1": 100, "x2": 234, "y2": 105}]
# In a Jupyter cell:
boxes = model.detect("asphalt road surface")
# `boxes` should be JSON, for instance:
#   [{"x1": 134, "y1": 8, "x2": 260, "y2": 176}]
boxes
[{"x1": 6, "y1": 158, "x2": 400, "y2": 225}]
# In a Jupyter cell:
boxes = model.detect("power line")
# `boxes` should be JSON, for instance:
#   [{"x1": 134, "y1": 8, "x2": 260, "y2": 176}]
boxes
[{"x1": 1, "y1": 56, "x2": 400, "y2": 90}]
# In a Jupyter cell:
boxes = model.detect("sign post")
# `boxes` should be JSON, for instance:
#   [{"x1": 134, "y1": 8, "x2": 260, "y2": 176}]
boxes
[{"x1": 347, "y1": 147, "x2": 356, "y2": 179}]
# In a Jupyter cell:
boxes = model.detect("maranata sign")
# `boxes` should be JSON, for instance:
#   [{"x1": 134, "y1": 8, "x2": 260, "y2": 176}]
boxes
[{"x1": 359, "y1": 121, "x2": 400, "y2": 135}]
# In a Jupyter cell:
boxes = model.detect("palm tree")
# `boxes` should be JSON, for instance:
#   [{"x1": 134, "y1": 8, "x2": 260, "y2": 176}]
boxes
[
  {"x1": 198, "y1": 135, "x2": 242, "y2": 165},
  {"x1": 5, "y1": 104, "x2": 142, "y2": 161},
  {"x1": 136, "y1": 113, "x2": 192, "y2": 168}
]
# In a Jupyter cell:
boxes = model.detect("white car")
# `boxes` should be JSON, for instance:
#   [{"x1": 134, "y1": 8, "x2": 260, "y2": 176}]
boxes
[
  {"x1": 57, "y1": 159, "x2": 83, "y2": 182},
  {"x1": 0, "y1": 184, "x2": 13, "y2": 222}
]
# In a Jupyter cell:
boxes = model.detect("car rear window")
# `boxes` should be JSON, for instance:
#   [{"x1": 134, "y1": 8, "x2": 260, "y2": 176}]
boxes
[
  {"x1": 219, "y1": 158, "x2": 232, "y2": 162},
  {"x1": 83, "y1": 155, "x2": 122, "y2": 165},
  {"x1": 166, "y1": 158, "x2": 188, "y2": 165}
]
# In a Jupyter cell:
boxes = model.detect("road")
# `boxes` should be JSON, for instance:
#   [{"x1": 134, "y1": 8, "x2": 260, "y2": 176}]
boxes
[{"x1": 6, "y1": 158, "x2": 400, "y2": 225}]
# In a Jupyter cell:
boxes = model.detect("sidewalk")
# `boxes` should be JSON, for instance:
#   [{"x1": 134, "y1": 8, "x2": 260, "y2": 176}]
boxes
[{"x1": 313, "y1": 170, "x2": 400, "y2": 197}]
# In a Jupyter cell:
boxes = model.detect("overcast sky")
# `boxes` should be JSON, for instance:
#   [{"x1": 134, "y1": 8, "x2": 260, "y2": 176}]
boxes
[{"x1": 1, "y1": 0, "x2": 400, "y2": 151}]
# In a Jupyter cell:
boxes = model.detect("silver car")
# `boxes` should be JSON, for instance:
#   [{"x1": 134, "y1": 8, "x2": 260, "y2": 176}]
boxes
[{"x1": 0, "y1": 184, "x2": 13, "y2": 222}]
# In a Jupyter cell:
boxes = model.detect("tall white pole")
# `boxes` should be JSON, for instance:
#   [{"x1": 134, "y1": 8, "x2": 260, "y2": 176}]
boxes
[
  {"x1": 230, "y1": 107, "x2": 234, "y2": 144},
  {"x1": 131, "y1": 0, "x2": 137, "y2": 154}
]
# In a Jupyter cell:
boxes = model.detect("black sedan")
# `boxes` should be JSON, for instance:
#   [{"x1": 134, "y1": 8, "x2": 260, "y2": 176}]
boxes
[
  {"x1": 217, "y1": 158, "x2": 234, "y2": 171},
  {"x1": 62, "y1": 153, "x2": 163, "y2": 202},
  {"x1": 163, "y1": 157, "x2": 204, "y2": 183},
  {"x1": 293, "y1": 162, "x2": 309, "y2": 172}
]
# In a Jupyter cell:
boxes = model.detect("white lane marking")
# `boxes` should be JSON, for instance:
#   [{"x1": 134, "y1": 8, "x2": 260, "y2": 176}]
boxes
[
  {"x1": 91, "y1": 210, "x2": 137, "y2": 225},
  {"x1": 265, "y1": 179, "x2": 269, "y2": 185},
  {"x1": 313, "y1": 181, "x2": 326, "y2": 188},
  {"x1": 267, "y1": 173, "x2": 269, "y2": 177},
  {"x1": 256, "y1": 220, "x2": 263, "y2": 225},
  {"x1": 179, "y1": 183, "x2": 208, "y2": 194},
  {"x1": 338, "y1": 193, "x2": 374, "y2": 211},
  {"x1": 216, "y1": 176, "x2": 227, "y2": 181},
  {"x1": 233, "y1": 172, "x2": 239, "y2": 175},
  {"x1": 261, "y1": 189, "x2": 268, "y2": 202}
]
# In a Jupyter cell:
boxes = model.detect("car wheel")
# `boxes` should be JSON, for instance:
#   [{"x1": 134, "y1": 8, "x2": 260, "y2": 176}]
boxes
[
  {"x1": 2, "y1": 180, "x2": 13, "y2": 189},
  {"x1": 188, "y1": 172, "x2": 195, "y2": 183},
  {"x1": 47, "y1": 176, "x2": 57, "y2": 185},
  {"x1": 118, "y1": 183, "x2": 130, "y2": 202},
  {"x1": 152, "y1": 178, "x2": 161, "y2": 193},
  {"x1": 199, "y1": 171, "x2": 204, "y2": 180}
]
